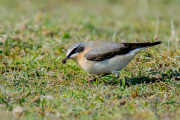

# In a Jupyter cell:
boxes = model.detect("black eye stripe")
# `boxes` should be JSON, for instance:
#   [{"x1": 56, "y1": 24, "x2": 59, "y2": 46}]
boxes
[
  {"x1": 68, "y1": 48, "x2": 77, "y2": 56},
  {"x1": 68, "y1": 43, "x2": 85, "y2": 57},
  {"x1": 73, "y1": 48, "x2": 77, "y2": 52}
]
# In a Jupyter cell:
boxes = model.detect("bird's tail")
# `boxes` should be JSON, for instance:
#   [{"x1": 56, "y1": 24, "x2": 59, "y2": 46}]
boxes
[
  {"x1": 122, "y1": 41, "x2": 162, "y2": 55},
  {"x1": 123, "y1": 41, "x2": 162, "y2": 50},
  {"x1": 137, "y1": 41, "x2": 162, "y2": 48}
]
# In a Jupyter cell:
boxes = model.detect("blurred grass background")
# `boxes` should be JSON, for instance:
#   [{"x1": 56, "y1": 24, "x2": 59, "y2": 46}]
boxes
[
  {"x1": 0, "y1": 0, "x2": 180, "y2": 48},
  {"x1": 0, "y1": 0, "x2": 180, "y2": 120}
]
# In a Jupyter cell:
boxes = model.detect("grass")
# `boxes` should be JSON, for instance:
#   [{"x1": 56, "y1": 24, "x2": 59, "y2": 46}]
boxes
[{"x1": 0, "y1": 0, "x2": 180, "y2": 119}]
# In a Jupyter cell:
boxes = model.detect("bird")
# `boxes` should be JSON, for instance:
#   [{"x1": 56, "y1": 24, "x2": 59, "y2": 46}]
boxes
[{"x1": 62, "y1": 40, "x2": 162, "y2": 85}]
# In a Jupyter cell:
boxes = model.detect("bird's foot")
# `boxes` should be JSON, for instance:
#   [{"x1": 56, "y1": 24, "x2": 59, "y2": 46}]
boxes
[
  {"x1": 88, "y1": 77, "x2": 97, "y2": 83},
  {"x1": 105, "y1": 71, "x2": 119, "y2": 86}
]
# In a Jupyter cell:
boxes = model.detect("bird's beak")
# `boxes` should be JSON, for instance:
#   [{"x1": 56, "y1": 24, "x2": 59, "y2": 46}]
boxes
[{"x1": 62, "y1": 56, "x2": 70, "y2": 64}]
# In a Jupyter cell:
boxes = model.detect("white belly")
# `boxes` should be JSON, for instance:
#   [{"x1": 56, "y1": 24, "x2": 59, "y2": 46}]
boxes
[{"x1": 81, "y1": 48, "x2": 142, "y2": 74}]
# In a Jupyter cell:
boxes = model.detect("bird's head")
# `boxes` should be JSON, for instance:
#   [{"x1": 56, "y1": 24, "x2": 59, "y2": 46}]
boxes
[{"x1": 62, "y1": 42, "x2": 85, "y2": 64}]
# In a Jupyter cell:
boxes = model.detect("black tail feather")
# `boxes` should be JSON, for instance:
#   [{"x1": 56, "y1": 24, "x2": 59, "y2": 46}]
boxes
[
  {"x1": 139, "y1": 41, "x2": 162, "y2": 48},
  {"x1": 123, "y1": 41, "x2": 162, "y2": 50}
]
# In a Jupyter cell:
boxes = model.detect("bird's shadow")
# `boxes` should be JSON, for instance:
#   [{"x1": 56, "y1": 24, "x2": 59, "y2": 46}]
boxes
[
  {"x1": 112, "y1": 76, "x2": 156, "y2": 86},
  {"x1": 90, "y1": 70, "x2": 180, "y2": 86}
]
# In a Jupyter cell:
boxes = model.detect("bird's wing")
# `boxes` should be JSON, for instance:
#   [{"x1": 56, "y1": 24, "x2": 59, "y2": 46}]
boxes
[{"x1": 85, "y1": 41, "x2": 161, "y2": 61}]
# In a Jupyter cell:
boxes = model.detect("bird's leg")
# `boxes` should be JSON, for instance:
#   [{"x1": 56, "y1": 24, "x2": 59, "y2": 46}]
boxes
[
  {"x1": 105, "y1": 71, "x2": 119, "y2": 86},
  {"x1": 88, "y1": 74, "x2": 109, "y2": 83}
]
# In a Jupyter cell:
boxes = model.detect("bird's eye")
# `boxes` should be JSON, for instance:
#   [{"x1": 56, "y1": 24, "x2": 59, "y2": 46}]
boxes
[
  {"x1": 68, "y1": 48, "x2": 78, "y2": 56},
  {"x1": 73, "y1": 48, "x2": 77, "y2": 52}
]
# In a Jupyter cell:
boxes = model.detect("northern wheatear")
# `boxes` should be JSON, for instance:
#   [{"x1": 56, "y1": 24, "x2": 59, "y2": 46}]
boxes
[{"x1": 62, "y1": 40, "x2": 162, "y2": 85}]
